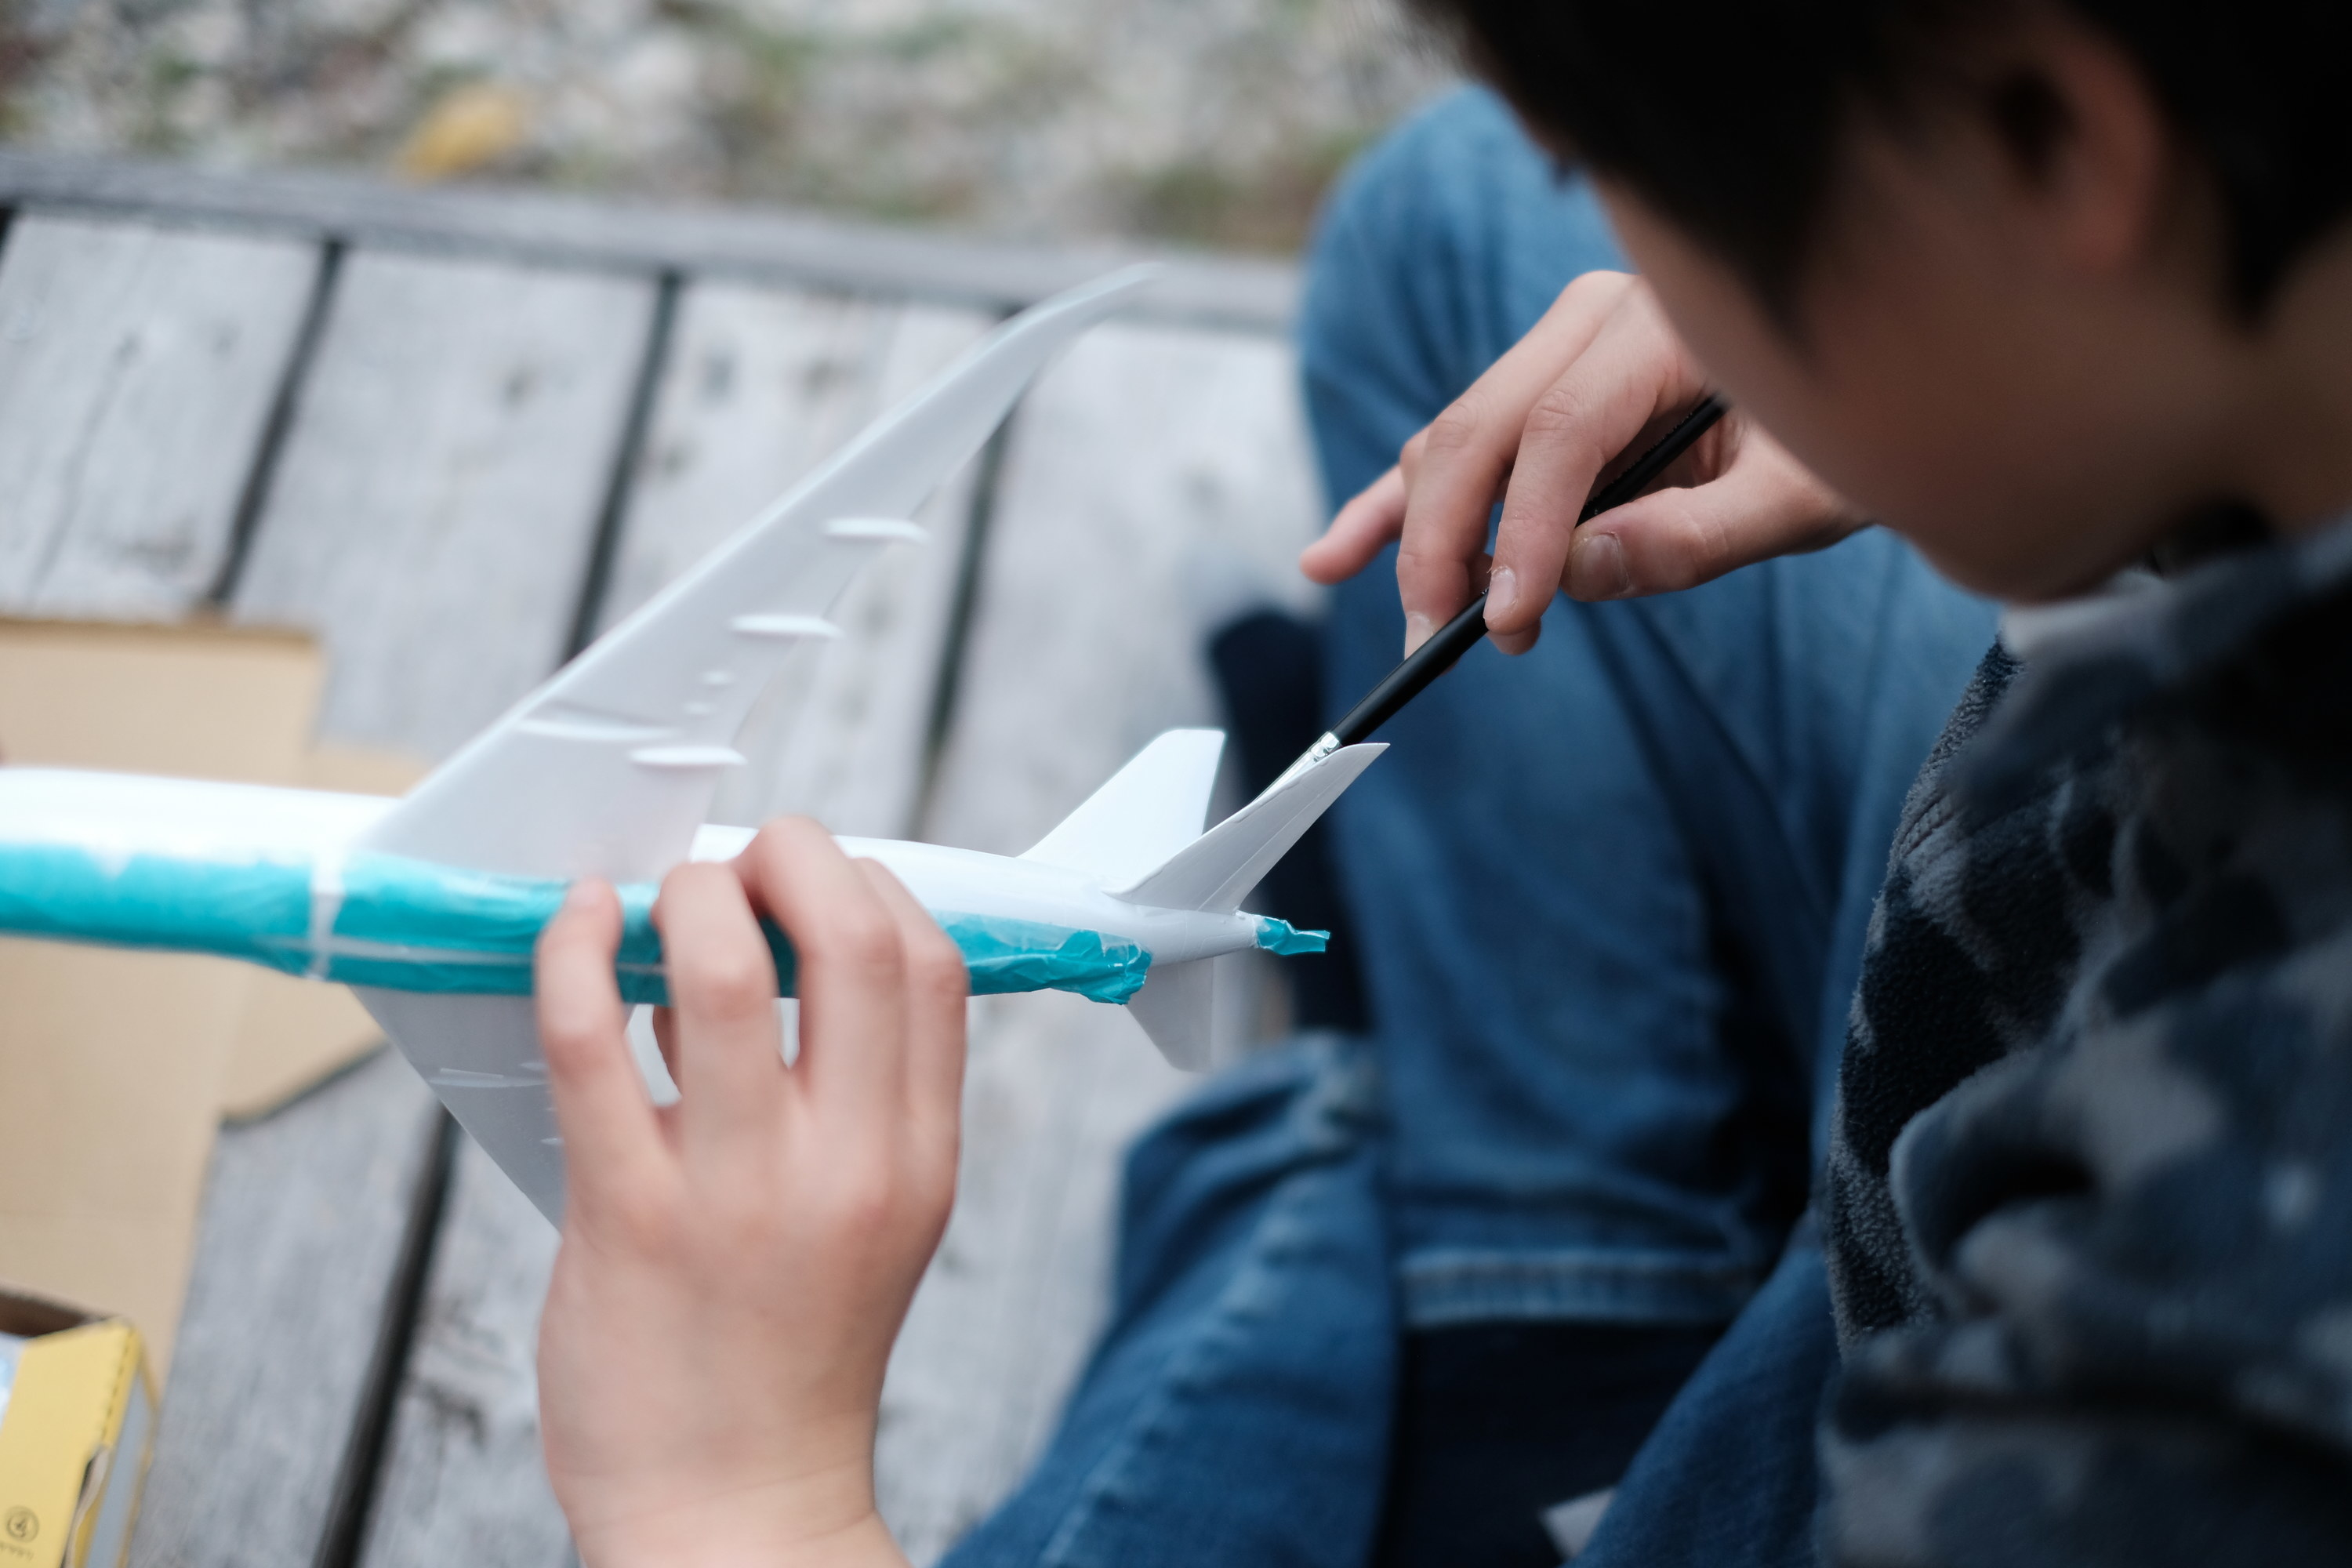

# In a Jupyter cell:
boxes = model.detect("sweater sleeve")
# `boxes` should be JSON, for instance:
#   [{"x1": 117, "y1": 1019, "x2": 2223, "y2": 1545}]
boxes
[{"x1": 1819, "y1": 924, "x2": 2352, "y2": 1564}]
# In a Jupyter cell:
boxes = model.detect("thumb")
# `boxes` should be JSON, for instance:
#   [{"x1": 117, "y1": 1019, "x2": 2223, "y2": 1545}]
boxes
[{"x1": 1566, "y1": 438, "x2": 1863, "y2": 600}]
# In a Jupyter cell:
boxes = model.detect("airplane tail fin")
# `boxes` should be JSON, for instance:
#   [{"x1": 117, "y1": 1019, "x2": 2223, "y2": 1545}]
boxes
[
  {"x1": 1014, "y1": 731, "x2": 1384, "y2": 1069},
  {"x1": 1019, "y1": 729, "x2": 1227, "y2": 887},
  {"x1": 1109, "y1": 741, "x2": 1383, "y2": 1071},
  {"x1": 1113, "y1": 742, "x2": 1385, "y2": 914}
]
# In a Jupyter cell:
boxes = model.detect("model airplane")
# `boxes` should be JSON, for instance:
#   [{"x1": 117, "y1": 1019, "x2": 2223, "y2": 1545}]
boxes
[{"x1": 0, "y1": 268, "x2": 1384, "y2": 1224}]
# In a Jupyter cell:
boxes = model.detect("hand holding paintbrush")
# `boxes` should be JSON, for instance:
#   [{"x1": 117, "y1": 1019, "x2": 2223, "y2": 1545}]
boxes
[
  {"x1": 1289, "y1": 274, "x2": 1861, "y2": 770},
  {"x1": 1301, "y1": 273, "x2": 1857, "y2": 646}
]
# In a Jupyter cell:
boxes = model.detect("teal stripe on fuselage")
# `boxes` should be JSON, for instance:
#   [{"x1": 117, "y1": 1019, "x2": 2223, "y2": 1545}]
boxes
[
  {"x1": 0, "y1": 844, "x2": 1152, "y2": 1006},
  {"x1": 0, "y1": 843, "x2": 315, "y2": 974}
]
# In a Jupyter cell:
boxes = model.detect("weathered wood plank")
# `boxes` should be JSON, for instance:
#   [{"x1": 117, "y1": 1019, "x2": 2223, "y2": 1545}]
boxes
[
  {"x1": 0, "y1": 151, "x2": 1299, "y2": 332},
  {"x1": 216, "y1": 249, "x2": 661, "y2": 1568},
  {"x1": 0, "y1": 213, "x2": 319, "y2": 617},
  {"x1": 0, "y1": 214, "x2": 484, "y2": 1568},
  {"x1": 877, "y1": 321, "x2": 1327, "y2": 1562},
  {"x1": 358, "y1": 1141, "x2": 571, "y2": 1568},
  {"x1": 129, "y1": 1049, "x2": 444, "y2": 1568},
  {"x1": 602, "y1": 283, "x2": 994, "y2": 837},
  {"x1": 133, "y1": 248, "x2": 659, "y2": 1568},
  {"x1": 232, "y1": 250, "x2": 658, "y2": 757}
]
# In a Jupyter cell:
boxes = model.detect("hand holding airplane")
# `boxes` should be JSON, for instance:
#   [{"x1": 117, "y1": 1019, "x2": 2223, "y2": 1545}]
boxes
[
  {"x1": 0, "y1": 267, "x2": 1385, "y2": 1224},
  {"x1": 532, "y1": 826, "x2": 961, "y2": 1568}
]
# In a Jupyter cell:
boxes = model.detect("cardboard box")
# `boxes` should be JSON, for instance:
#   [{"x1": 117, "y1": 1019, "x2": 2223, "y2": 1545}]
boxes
[
  {"x1": 0, "y1": 1286, "x2": 154, "y2": 1568},
  {"x1": 0, "y1": 619, "x2": 424, "y2": 1374}
]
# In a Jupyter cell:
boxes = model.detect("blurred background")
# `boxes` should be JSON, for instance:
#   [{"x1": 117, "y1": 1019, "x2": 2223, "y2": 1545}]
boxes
[{"x1": 1, "y1": 0, "x2": 1453, "y2": 250}]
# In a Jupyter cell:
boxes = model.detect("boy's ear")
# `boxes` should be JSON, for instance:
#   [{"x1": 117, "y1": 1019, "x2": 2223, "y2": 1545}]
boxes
[{"x1": 1980, "y1": 13, "x2": 2180, "y2": 283}]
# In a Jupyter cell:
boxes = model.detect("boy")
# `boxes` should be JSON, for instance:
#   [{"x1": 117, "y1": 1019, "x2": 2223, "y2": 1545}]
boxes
[{"x1": 529, "y1": 2, "x2": 2352, "y2": 1563}]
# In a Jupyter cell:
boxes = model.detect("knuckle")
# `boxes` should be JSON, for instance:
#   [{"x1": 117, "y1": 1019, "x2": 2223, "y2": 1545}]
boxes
[
  {"x1": 597, "y1": 1181, "x2": 677, "y2": 1250},
  {"x1": 813, "y1": 910, "x2": 902, "y2": 975},
  {"x1": 675, "y1": 946, "x2": 775, "y2": 1016},
  {"x1": 1421, "y1": 399, "x2": 1487, "y2": 458},
  {"x1": 1521, "y1": 381, "x2": 1600, "y2": 444},
  {"x1": 1393, "y1": 543, "x2": 1461, "y2": 591},
  {"x1": 820, "y1": 1155, "x2": 902, "y2": 1232}
]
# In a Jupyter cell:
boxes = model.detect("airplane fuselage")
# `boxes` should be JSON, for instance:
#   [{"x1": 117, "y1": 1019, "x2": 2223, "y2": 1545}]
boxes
[{"x1": 0, "y1": 768, "x2": 1298, "y2": 1006}]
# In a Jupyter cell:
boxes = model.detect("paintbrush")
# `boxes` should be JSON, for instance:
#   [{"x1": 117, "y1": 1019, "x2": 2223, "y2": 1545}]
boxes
[{"x1": 1261, "y1": 394, "x2": 1730, "y2": 794}]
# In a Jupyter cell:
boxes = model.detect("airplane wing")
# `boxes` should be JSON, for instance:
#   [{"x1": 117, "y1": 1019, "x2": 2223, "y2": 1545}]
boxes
[
  {"x1": 360, "y1": 266, "x2": 1158, "y2": 884},
  {"x1": 350, "y1": 267, "x2": 1158, "y2": 1224}
]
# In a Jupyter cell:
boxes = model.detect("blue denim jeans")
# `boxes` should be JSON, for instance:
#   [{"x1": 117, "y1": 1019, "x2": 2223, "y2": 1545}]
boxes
[{"x1": 942, "y1": 89, "x2": 1998, "y2": 1568}]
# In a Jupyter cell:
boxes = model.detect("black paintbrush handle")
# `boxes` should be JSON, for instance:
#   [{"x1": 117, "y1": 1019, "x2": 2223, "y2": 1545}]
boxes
[{"x1": 1327, "y1": 394, "x2": 1729, "y2": 746}]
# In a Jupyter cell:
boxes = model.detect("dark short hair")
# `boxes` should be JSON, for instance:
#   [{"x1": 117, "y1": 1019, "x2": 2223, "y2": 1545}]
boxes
[{"x1": 1414, "y1": 1, "x2": 2352, "y2": 322}]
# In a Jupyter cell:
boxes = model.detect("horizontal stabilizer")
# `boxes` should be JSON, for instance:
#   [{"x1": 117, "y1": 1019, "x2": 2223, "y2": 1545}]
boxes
[
  {"x1": 1126, "y1": 956, "x2": 1217, "y2": 1071},
  {"x1": 1022, "y1": 729, "x2": 1225, "y2": 889},
  {"x1": 1114, "y1": 743, "x2": 1384, "y2": 913}
]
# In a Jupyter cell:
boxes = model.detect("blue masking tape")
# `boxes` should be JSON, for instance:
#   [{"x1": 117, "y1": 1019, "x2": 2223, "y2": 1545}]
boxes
[
  {"x1": 0, "y1": 844, "x2": 1152, "y2": 1005},
  {"x1": 1253, "y1": 916, "x2": 1330, "y2": 956},
  {"x1": 0, "y1": 844, "x2": 314, "y2": 973},
  {"x1": 949, "y1": 913, "x2": 1152, "y2": 1004}
]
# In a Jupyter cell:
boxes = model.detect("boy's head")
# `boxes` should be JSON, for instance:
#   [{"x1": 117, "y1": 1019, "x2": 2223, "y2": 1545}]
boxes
[{"x1": 1415, "y1": 1, "x2": 2352, "y2": 600}]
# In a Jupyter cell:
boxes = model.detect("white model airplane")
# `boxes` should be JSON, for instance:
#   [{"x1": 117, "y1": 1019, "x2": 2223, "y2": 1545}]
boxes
[{"x1": 0, "y1": 269, "x2": 1383, "y2": 1224}]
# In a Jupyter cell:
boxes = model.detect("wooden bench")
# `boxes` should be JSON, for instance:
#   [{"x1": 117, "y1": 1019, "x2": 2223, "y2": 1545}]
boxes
[{"x1": 0, "y1": 151, "x2": 1328, "y2": 1567}]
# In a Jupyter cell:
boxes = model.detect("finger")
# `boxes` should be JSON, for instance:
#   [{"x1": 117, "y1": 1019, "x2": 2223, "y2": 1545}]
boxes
[
  {"x1": 736, "y1": 818, "x2": 909, "y2": 1120},
  {"x1": 1566, "y1": 428, "x2": 1864, "y2": 600},
  {"x1": 1396, "y1": 270, "x2": 1635, "y2": 644},
  {"x1": 653, "y1": 861, "x2": 788, "y2": 1160},
  {"x1": 1488, "y1": 290, "x2": 1708, "y2": 636},
  {"x1": 1300, "y1": 466, "x2": 1406, "y2": 586},
  {"x1": 856, "y1": 860, "x2": 967, "y2": 1138},
  {"x1": 535, "y1": 880, "x2": 669, "y2": 1214}
]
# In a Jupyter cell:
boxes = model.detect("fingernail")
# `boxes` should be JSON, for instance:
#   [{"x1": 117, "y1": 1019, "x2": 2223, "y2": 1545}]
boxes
[
  {"x1": 562, "y1": 879, "x2": 597, "y2": 910},
  {"x1": 1574, "y1": 532, "x2": 1632, "y2": 599},
  {"x1": 1404, "y1": 612, "x2": 1434, "y2": 655},
  {"x1": 1487, "y1": 564, "x2": 1519, "y2": 624}
]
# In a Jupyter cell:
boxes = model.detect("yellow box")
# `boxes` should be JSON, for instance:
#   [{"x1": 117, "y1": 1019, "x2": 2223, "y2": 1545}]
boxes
[{"x1": 0, "y1": 1287, "x2": 154, "y2": 1568}]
